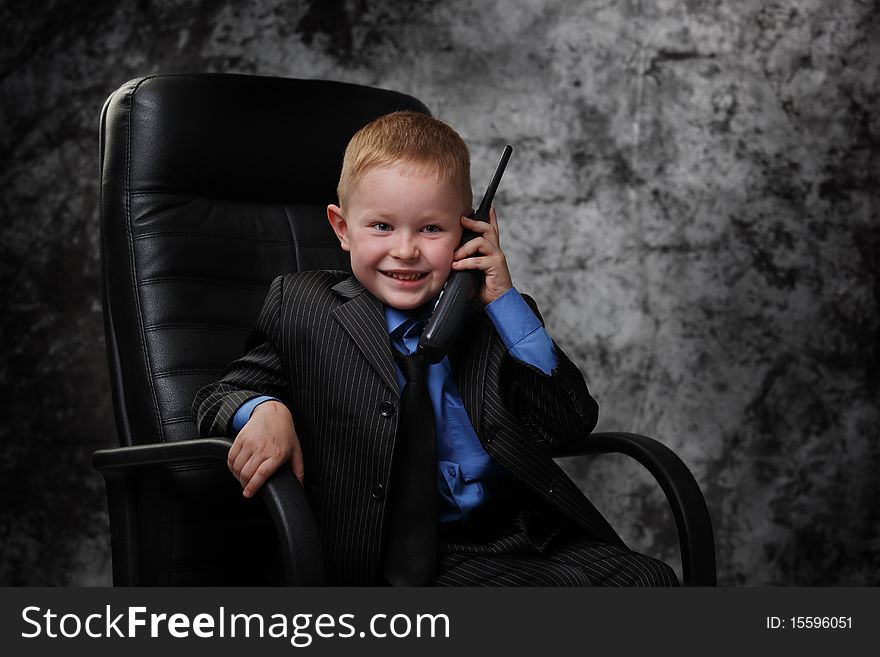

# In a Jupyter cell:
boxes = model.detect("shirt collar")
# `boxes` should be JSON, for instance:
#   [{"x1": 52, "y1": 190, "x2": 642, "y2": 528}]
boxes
[{"x1": 383, "y1": 300, "x2": 436, "y2": 336}]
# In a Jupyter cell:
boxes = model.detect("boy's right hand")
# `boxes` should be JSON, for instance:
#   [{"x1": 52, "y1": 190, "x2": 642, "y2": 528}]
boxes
[{"x1": 227, "y1": 400, "x2": 304, "y2": 498}]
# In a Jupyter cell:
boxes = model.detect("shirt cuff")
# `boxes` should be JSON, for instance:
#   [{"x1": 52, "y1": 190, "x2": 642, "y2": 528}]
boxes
[
  {"x1": 485, "y1": 288, "x2": 558, "y2": 375},
  {"x1": 230, "y1": 395, "x2": 279, "y2": 434}
]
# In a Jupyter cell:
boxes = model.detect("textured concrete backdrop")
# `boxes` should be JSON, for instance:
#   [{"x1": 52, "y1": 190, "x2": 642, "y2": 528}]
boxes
[{"x1": 1, "y1": 0, "x2": 877, "y2": 585}]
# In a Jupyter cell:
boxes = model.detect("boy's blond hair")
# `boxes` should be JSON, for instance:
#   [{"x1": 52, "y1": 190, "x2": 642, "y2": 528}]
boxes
[{"x1": 337, "y1": 111, "x2": 473, "y2": 210}]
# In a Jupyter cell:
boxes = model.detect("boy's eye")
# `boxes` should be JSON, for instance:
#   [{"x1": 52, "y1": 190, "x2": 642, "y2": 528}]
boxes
[
  {"x1": 422, "y1": 225, "x2": 441, "y2": 234},
  {"x1": 372, "y1": 222, "x2": 392, "y2": 231}
]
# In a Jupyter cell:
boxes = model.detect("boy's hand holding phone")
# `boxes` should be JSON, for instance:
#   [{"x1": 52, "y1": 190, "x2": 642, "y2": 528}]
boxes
[
  {"x1": 451, "y1": 206, "x2": 513, "y2": 305},
  {"x1": 227, "y1": 400, "x2": 304, "y2": 498}
]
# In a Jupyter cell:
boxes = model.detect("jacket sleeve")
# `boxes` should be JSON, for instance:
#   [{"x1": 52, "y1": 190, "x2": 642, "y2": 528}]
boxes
[
  {"x1": 498, "y1": 294, "x2": 599, "y2": 447},
  {"x1": 191, "y1": 275, "x2": 290, "y2": 438}
]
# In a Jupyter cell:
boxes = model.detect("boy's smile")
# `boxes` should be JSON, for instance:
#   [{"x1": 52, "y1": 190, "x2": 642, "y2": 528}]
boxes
[{"x1": 327, "y1": 162, "x2": 467, "y2": 310}]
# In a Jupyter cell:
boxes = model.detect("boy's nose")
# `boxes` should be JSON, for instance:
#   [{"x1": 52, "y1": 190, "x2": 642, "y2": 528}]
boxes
[{"x1": 391, "y1": 235, "x2": 419, "y2": 259}]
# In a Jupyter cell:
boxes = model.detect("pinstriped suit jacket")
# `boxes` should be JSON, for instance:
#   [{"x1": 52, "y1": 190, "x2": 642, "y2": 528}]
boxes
[{"x1": 192, "y1": 270, "x2": 624, "y2": 584}]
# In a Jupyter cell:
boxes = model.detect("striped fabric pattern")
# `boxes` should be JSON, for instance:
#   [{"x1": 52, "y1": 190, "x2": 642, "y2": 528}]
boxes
[
  {"x1": 437, "y1": 536, "x2": 679, "y2": 586},
  {"x1": 193, "y1": 270, "x2": 671, "y2": 585},
  {"x1": 436, "y1": 510, "x2": 678, "y2": 586}
]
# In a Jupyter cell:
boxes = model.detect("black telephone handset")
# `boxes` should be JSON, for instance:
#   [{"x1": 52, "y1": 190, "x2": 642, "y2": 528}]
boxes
[{"x1": 417, "y1": 145, "x2": 513, "y2": 364}]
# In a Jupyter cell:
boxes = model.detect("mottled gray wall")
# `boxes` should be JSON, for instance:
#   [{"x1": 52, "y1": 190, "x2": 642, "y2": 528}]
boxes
[{"x1": 1, "y1": 0, "x2": 877, "y2": 586}]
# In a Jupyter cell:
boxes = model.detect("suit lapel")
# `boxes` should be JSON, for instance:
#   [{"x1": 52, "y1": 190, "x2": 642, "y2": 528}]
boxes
[
  {"x1": 449, "y1": 314, "x2": 495, "y2": 436},
  {"x1": 328, "y1": 275, "x2": 500, "y2": 418},
  {"x1": 330, "y1": 276, "x2": 399, "y2": 395}
]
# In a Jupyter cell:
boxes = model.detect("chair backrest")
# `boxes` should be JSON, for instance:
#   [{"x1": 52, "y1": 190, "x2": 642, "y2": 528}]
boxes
[{"x1": 99, "y1": 73, "x2": 430, "y2": 583}]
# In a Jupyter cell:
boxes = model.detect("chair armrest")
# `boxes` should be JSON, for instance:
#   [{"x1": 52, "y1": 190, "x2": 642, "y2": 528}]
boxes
[
  {"x1": 92, "y1": 438, "x2": 324, "y2": 585},
  {"x1": 92, "y1": 438, "x2": 235, "y2": 470},
  {"x1": 546, "y1": 432, "x2": 716, "y2": 586}
]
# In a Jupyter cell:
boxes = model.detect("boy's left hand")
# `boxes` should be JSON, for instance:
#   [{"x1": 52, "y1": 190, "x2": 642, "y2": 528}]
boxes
[{"x1": 451, "y1": 207, "x2": 513, "y2": 305}]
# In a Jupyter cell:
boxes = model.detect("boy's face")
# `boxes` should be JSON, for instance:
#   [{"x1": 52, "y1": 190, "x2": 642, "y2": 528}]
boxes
[{"x1": 327, "y1": 162, "x2": 467, "y2": 310}]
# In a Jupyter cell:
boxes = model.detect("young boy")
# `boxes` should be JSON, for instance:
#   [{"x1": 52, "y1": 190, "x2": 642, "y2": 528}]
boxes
[{"x1": 192, "y1": 111, "x2": 677, "y2": 587}]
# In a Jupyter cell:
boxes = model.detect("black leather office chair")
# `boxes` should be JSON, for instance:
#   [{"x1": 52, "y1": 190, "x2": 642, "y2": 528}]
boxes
[{"x1": 92, "y1": 73, "x2": 716, "y2": 586}]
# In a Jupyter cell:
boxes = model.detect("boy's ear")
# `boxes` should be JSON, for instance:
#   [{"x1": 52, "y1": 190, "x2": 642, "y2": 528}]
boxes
[{"x1": 326, "y1": 204, "x2": 351, "y2": 252}]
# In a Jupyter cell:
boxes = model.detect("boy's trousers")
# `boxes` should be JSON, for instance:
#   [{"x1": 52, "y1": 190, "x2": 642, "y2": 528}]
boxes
[{"x1": 433, "y1": 502, "x2": 679, "y2": 587}]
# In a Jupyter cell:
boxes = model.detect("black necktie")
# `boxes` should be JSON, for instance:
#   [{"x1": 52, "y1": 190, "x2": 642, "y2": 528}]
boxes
[{"x1": 382, "y1": 344, "x2": 438, "y2": 586}]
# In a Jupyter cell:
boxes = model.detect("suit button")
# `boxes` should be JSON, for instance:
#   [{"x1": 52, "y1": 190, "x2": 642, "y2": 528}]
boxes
[
  {"x1": 568, "y1": 389, "x2": 577, "y2": 402},
  {"x1": 548, "y1": 479, "x2": 559, "y2": 496},
  {"x1": 371, "y1": 482, "x2": 385, "y2": 500},
  {"x1": 379, "y1": 401, "x2": 395, "y2": 418},
  {"x1": 573, "y1": 399, "x2": 583, "y2": 414}
]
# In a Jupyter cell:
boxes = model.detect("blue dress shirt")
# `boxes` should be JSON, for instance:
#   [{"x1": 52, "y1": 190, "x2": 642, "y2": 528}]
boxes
[{"x1": 231, "y1": 287, "x2": 557, "y2": 523}]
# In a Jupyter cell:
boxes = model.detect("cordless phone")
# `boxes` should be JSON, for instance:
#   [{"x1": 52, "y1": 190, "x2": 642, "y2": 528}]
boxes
[{"x1": 417, "y1": 145, "x2": 513, "y2": 364}]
